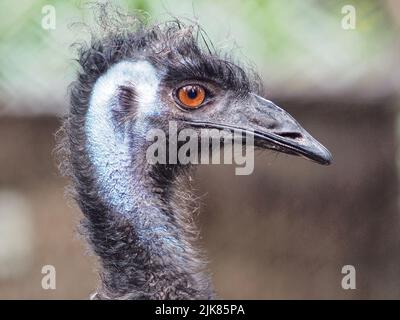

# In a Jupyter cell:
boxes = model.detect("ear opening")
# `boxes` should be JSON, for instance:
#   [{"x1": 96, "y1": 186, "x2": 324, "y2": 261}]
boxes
[{"x1": 111, "y1": 85, "x2": 138, "y2": 125}]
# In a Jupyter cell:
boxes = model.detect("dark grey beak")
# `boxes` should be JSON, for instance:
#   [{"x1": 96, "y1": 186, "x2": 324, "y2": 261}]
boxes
[
  {"x1": 184, "y1": 93, "x2": 332, "y2": 165},
  {"x1": 248, "y1": 95, "x2": 332, "y2": 165}
]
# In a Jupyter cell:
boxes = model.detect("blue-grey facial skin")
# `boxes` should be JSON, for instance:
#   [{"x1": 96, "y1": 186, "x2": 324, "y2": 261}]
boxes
[{"x1": 86, "y1": 60, "x2": 159, "y2": 213}]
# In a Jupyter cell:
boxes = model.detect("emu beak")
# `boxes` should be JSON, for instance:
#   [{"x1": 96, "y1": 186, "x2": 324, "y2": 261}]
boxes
[
  {"x1": 246, "y1": 94, "x2": 332, "y2": 165},
  {"x1": 186, "y1": 94, "x2": 332, "y2": 165}
]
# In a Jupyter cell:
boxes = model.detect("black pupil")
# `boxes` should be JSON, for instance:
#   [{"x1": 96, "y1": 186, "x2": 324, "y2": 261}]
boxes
[{"x1": 187, "y1": 87, "x2": 198, "y2": 99}]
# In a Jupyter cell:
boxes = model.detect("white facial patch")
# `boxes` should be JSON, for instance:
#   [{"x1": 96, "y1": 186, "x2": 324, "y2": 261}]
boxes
[{"x1": 85, "y1": 60, "x2": 160, "y2": 212}]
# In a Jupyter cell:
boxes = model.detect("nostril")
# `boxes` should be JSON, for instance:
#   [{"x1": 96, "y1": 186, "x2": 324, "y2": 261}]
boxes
[{"x1": 276, "y1": 132, "x2": 303, "y2": 140}]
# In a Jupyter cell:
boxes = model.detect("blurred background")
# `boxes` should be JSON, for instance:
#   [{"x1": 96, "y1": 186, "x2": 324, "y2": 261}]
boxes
[{"x1": 0, "y1": 0, "x2": 399, "y2": 299}]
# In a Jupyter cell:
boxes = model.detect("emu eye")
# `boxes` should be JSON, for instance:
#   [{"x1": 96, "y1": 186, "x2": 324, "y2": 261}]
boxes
[{"x1": 176, "y1": 85, "x2": 206, "y2": 109}]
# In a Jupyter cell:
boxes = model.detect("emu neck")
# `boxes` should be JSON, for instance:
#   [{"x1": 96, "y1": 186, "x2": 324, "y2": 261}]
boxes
[
  {"x1": 83, "y1": 61, "x2": 213, "y2": 299},
  {"x1": 91, "y1": 153, "x2": 211, "y2": 299}
]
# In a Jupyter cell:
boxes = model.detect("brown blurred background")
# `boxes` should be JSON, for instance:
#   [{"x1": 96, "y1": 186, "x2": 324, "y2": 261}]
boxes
[{"x1": 0, "y1": 0, "x2": 399, "y2": 299}]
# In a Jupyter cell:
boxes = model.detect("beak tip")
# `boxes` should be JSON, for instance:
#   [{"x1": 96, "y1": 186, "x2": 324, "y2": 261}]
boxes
[
  {"x1": 316, "y1": 146, "x2": 333, "y2": 166},
  {"x1": 321, "y1": 156, "x2": 333, "y2": 165}
]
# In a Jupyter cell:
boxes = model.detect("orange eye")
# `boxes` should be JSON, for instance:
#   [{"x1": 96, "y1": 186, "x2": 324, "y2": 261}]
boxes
[{"x1": 177, "y1": 85, "x2": 206, "y2": 109}]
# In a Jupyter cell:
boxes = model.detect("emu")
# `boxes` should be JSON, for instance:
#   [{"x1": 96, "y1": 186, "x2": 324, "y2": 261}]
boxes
[{"x1": 59, "y1": 17, "x2": 332, "y2": 300}]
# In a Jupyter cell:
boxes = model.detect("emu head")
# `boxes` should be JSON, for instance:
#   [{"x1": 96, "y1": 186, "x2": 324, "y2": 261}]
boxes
[
  {"x1": 79, "y1": 22, "x2": 331, "y2": 176},
  {"x1": 64, "y1": 18, "x2": 333, "y2": 300}
]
